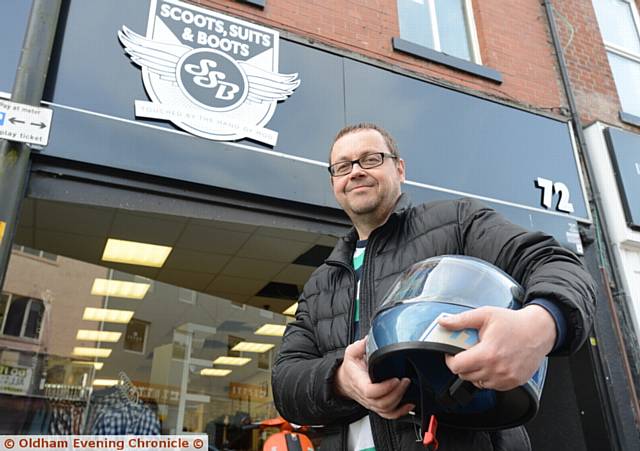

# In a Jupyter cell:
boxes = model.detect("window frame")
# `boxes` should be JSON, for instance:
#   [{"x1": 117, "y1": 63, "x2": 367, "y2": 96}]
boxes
[
  {"x1": 593, "y1": 0, "x2": 640, "y2": 123},
  {"x1": 394, "y1": 0, "x2": 502, "y2": 83},
  {"x1": 237, "y1": 0, "x2": 265, "y2": 7},
  {"x1": 420, "y1": 0, "x2": 482, "y2": 65},
  {"x1": 0, "y1": 293, "x2": 46, "y2": 342}
]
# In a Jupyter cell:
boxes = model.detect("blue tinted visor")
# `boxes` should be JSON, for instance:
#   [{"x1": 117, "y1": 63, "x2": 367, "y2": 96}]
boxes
[{"x1": 377, "y1": 255, "x2": 523, "y2": 313}]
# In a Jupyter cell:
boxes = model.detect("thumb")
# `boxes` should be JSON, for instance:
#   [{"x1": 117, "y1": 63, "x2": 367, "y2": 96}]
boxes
[
  {"x1": 345, "y1": 336, "x2": 367, "y2": 359},
  {"x1": 438, "y1": 309, "x2": 487, "y2": 331}
]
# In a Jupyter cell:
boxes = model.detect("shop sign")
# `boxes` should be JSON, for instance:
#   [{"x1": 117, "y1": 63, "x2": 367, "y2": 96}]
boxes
[
  {"x1": 124, "y1": 318, "x2": 150, "y2": 353},
  {"x1": 0, "y1": 363, "x2": 32, "y2": 395},
  {"x1": 229, "y1": 381, "x2": 269, "y2": 402},
  {"x1": 118, "y1": 0, "x2": 300, "y2": 146},
  {"x1": 605, "y1": 127, "x2": 640, "y2": 230}
]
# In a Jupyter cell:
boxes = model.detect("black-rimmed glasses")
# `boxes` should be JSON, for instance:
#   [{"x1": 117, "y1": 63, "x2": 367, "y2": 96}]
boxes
[{"x1": 328, "y1": 152, "x2": 397, "y2": 177}]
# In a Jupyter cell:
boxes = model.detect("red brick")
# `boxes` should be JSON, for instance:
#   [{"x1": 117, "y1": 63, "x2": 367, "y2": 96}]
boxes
[{"x1": 189, "y1": 0, "x2": 638, "y2": 132}]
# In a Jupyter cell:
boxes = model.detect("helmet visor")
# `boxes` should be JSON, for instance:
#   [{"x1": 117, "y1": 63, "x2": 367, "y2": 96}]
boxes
[{"x1": 378, "y1": 256, "x2": 523, "y2": 312}]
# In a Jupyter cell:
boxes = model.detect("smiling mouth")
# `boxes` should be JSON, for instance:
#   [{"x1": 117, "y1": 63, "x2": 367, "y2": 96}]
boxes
[{"x1": 349, "y1": 185, "x2": 373, "y2": 192}]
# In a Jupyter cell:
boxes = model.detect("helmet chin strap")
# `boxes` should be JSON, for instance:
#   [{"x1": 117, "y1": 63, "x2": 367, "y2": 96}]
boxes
[
  {"x1": 406, "y1": 357, "x2": 478, "y2": 448},
  {"x1": 438, "y1": 377, "x2": 478, "y2": 408}
]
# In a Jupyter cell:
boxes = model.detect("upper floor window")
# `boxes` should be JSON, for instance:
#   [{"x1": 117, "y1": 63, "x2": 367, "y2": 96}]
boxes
[
  {"x1": 593, "y1": 0, "x2": 640, "y2": 118},
  {"x1": 397, "y1": 0, "x2": 481, "y2": 63},
  {"x1": 0, "y1": 293, "x2": 45, "y2": 341},
  {"x1": 12, "y1": 244, "x2": 57, "y2": 262}
]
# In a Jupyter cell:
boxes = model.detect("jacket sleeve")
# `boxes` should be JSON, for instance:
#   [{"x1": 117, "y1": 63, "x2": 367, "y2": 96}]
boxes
[
  {"x1": 272, "y1": 286, "x2": 366, "y2": 425},
  {"x1": 457, "y1": 197, "x2": 596, "y2": 355}
]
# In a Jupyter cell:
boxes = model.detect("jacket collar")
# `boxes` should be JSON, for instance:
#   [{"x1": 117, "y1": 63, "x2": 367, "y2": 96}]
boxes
[{"x1": 326, "y1": 193, "x2": 412, "y2": 265}]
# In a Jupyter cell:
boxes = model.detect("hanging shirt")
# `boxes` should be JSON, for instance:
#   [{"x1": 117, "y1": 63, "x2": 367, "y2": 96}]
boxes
[{"x1": 348, "y1": 240, "x2": 376, "y2": 451}]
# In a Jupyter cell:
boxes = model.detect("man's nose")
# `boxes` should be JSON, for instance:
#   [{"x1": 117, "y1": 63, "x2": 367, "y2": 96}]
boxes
[{"x1": 349, "y1": 161, "x2": 367, "y2": 177}]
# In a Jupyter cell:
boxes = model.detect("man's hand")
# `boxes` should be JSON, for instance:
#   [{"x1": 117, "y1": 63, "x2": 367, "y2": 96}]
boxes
[
  {"x1": 439, "y1": 305, "x2": 556, "y2": 391},
  {"x1": 334, "y1": 337, "x2": 415, "y2": 419}
]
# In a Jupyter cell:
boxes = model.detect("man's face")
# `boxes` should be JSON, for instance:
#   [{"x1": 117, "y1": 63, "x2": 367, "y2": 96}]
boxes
[{"x1": 330, "y1": 129, "x2": 405, "y2": 222}]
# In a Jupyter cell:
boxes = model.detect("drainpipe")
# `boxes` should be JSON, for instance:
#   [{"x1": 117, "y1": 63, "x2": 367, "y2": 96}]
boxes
[
  {"x1": 0, "y1": 0, "x2": 62, "y2": 288},
  {"x1": 543, "y1": 0, "x2": 640, "y2": 446}
]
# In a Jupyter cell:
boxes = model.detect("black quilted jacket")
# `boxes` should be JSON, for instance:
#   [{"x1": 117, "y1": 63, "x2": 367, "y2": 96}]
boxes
[{"x1": 272, "y1": 195, "x2": 595, "y2": 451}]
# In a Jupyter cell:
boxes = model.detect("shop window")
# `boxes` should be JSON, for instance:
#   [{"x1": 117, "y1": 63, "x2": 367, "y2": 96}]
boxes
[
  {"x1": 393, "y1": 0, "x2": 501, "y2": 82},
  {"x1": 593, "y1": 0, "x2": 640, "y2": 123},
  {"x1": 0, "y1": 228, "x2": 323, "y2": 444},
  {"x1": 0, "y1": 293, "x2": 45, "y2": 340}
]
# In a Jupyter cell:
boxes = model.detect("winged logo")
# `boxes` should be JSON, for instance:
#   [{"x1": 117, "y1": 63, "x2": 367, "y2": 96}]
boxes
[
  {"x1": 117, "y1": 3, "x2": 300, "y2": 146},
  {"x1": 119, "y1": 26, "x2": 299, "y2": 109}
]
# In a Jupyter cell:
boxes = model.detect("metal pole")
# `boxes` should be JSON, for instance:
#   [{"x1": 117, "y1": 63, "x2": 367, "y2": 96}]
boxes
[{"x1": 0, "y1": 0, "x2": 62, "y2": 289}]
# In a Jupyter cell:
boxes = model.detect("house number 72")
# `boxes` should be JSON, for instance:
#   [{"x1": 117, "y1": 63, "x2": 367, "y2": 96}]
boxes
[{"x1": 534, "y1": 177, "x2": 575, "y2": 213}]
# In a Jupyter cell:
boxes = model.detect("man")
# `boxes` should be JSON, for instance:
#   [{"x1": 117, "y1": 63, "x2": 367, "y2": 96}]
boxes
[{"x1": 272, "y1": 123, "x2": 595, "y2": 450}]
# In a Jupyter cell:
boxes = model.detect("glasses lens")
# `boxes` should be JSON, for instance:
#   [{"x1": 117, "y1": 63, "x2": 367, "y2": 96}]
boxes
[
  {"x1": 360, "y1": 153, "x2": 384, "y2": 168},
  {"x1": 331, "y1": 161, "x2": 352, "y2": 176}
]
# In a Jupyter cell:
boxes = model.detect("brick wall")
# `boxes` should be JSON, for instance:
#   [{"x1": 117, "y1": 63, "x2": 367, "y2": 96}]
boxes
[
  {"x1": 194, "y1": 0, "x2": 568, "y2": 116},
  {"x1": 552, "y1": 0, "x2": 640, "y2": 131}
]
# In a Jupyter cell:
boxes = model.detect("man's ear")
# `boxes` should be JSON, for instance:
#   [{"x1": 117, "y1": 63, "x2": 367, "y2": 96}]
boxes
[{"x1": 396, "y1": 158, "x2": 406, "y2": 183}]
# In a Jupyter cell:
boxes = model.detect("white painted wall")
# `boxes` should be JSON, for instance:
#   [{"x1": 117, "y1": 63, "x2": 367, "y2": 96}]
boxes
[{"x1": 584, "y1": 122, "x2": 640, "y2": 339}]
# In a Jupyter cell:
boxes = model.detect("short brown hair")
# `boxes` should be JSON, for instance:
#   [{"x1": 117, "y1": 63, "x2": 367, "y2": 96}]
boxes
[{"x1": 329, "y1": 123, "x2": 400, "y2": 163}]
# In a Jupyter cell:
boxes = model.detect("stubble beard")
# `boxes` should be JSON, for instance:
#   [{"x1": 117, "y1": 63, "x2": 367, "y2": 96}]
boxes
[
  {"x1": 345, "y1": 188, "x2": 381, "y2": 216},
  {"x1": 344, "y1": 191, "x2": 394, "y2": 232}
]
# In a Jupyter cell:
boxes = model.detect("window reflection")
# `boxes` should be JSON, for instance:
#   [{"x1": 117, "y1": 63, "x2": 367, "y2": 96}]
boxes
[{"x1": 0, "y1": 246, "x2": 289, "y2": 449}]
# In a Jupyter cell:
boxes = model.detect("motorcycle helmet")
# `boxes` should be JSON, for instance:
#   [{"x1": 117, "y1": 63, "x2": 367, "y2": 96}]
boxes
[{"x1": 366, "y1": 255, "x2": 547, "y2": 430}]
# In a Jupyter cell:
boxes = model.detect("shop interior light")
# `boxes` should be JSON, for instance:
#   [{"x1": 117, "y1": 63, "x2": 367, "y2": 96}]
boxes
[
  {"x1": 82, "y1": 307, "x2": 134, "y2": 324},
  {"x1": 72, "y1": 347, "x2": 112, "y2": 358},
  {"x1": 282, "y1": 302, "x2": 298, "y2": 316},
  {"x1": 213, "y1": 356, "x2": 251, "y2": 366},
  {"x1": 200, "y1": 368, "x2": 232, "y2": 377},
  {"x1": 93, "y1": 379, "x2": 118, "y2": 387},
  {"x1": 102, "y1": 238, "x2": 172, "y2": 268},
  {"x1": 76, "y1": 330, "x2": 122, "y2": 342},
  {"x1": 231, "y1": 341, "x2": 275, "y2": 353},
  {"x1": 91, "y1": 278, "x2": 150, "y2": 299},
  {"x1": 72, "y1": 361, "x2": 104, "y2": 370},
  {"x1": 254, "y1": 324, "x2": 287, "y2": 337}
]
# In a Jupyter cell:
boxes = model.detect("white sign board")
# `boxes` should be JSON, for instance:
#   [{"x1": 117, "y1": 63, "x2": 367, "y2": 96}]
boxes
[
  {"x1": 0, "y1": 99, "x2": 53, "y2": 146},
  {"x1": 118, "y1": 0, "x2": 300, "y2": 146},
  {"x1": 0, "y1": 363, "x2": 33, "y2": 395}
]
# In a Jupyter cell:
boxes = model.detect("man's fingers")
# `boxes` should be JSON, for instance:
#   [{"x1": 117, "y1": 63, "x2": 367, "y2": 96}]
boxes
[
  {"x1": 378, "y1": 402, "x2": 416, "y2": 420},
  {"x1": 371, "y1": 378, "x2": 413, "y2": 418},
  {"x1": 445, "y1": 348, "x2": 485, "y2": 376},
  {"x1": 438, "y1": 308, "x2": 489, "y2": 331},
  {"x1": 369, "y1": 377, "x2": 410, "y2": 408},
  {"x1": 362, "y1": 376, "x2": 405, "y2": 400}
]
